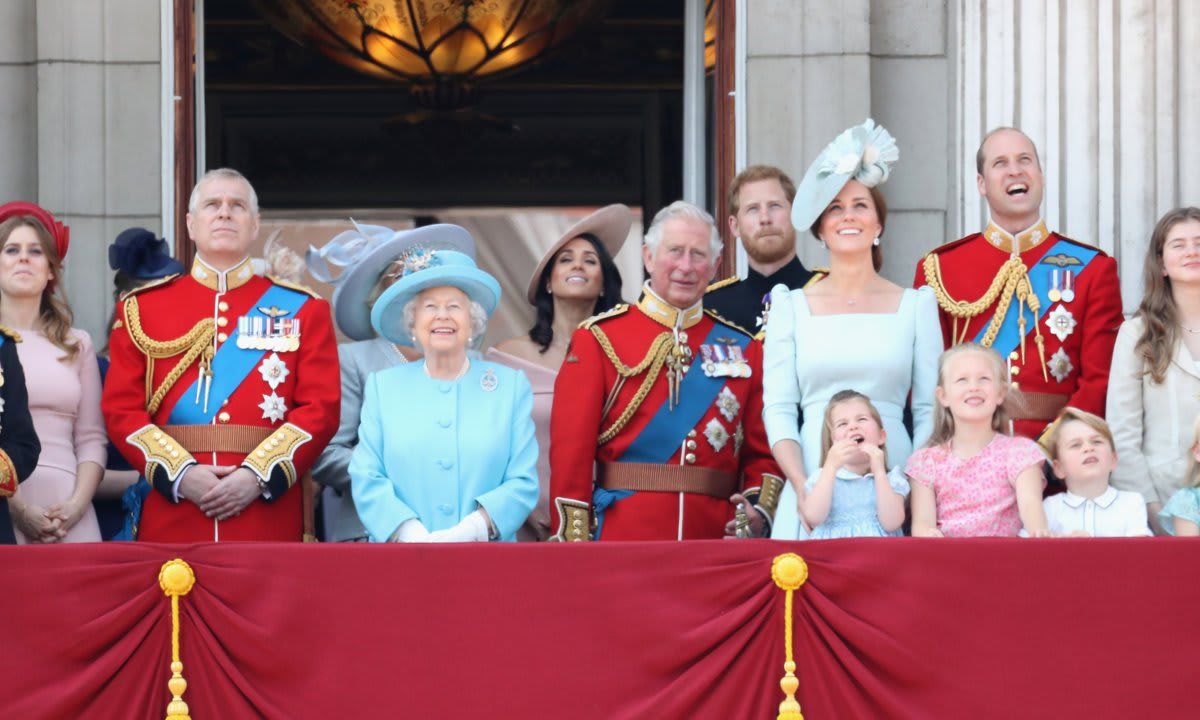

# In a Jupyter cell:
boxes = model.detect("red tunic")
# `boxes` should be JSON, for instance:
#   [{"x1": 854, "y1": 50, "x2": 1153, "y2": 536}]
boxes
[
  {"x1": 549, "y1": 291, "x2": 782, "y2": 541},
  {"x1": 914, "y1": 220, "x2": 1123, "y2": 439},
  {"x1": 102, "y1": 257, "x2": 340, "y2": 541}
]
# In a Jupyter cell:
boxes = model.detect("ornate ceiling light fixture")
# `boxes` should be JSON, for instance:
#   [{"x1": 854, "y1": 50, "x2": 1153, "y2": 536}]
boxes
[{"x1": 253, "y1": 0, "x2": 611, "y2": 112}]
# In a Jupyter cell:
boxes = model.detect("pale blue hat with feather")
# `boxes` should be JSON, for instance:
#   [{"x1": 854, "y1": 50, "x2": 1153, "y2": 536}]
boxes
[{"x1": 790, "y1": 119, "x2": 899, "y2": 233}]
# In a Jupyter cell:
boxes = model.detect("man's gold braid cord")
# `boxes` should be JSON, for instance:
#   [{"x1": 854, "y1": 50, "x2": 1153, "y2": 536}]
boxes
[
  {"x1": 589, "y1": 327, "x2": 674, "y2": 444},
  {"x1": 123, "y1": 297, "x2": 216, "y2": 414},
  {"x1": 922, "y1": 254, "x2": 1028, "y2": 347}
]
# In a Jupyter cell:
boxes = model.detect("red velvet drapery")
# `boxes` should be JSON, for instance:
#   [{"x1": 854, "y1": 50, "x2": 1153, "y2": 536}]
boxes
[{"x1": 1, "y1": 539, "x2": 1193, "y2": 719}]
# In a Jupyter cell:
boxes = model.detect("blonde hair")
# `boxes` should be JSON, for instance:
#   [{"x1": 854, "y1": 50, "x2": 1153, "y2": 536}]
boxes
[
  {"x1": 1044, "y1": 408, "x2": 1114, "y2": 463},
  {"x1": 925, "y1": 343, "x2": 1010, "y2": 448},
  {"x1": 1187, "y1": 415, "x2": 1200, "y2": 489},
  {"x1": 820, "y1": 389, "x2": 888, "y2": 466},
  {"x1": 0, "y1": 215, "x2": 80, "y2": 362}
]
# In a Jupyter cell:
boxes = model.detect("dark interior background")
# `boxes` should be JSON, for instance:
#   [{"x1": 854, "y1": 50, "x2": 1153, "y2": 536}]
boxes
[{"x1": 203, "y1": 1, "x2": 696, "y2": 216}]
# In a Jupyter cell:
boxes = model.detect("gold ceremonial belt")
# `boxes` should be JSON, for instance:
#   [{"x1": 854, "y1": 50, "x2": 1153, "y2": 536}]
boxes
[
  {"x1": 1005, "y1": 391, "x2": 1069, "y2": 422},
  {"x1": 597, "y1": 462, "x2": 737, "y2": 499},
  {"x1": 163, "y1": 424, "x2": 274, "y2": 454}
]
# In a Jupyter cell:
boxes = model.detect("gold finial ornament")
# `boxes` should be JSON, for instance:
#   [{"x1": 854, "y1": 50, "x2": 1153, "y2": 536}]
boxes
[
  {"x1": 158, "y1": 559, "x2": 196, "y2": 720},
  {"x1": 771, "y1": 553, "x2": 808, "y2": 720}
]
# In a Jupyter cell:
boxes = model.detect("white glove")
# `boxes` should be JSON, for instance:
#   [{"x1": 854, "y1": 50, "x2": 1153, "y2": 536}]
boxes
[
  {"x1": 390, "y1": 518, "x2": 433, "y2": 543},
  {"x1": 428, "y1": 511, "x2": 490, "y2": 543}
]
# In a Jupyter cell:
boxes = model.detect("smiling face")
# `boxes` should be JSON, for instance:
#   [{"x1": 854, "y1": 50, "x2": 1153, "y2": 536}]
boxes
[
  {"x1": 1051, "y1": 419, "x2": 1117, "y2": 487},
  {"x1": 729, "y1": 178, "x2": 796, "y2": 266},
  {"x1": 816, "y1": 179, "x2": 882, "y2": 255},
  {"x1": 186, "y1": 175, "x2": 259, "y2": 263},
  {"x1": 936, "y1": 349, "x2": 1006, "y2": 425},
  {"x1": 0, "y1": 223, "x2": 55, "y2": 301},
  {"x1": 976, "y1": 129, "x2": 1044, "y2": 230},
  {"x1": 643, "y1": 216, "x2": 717, "y2": 309},
  {"x1": 1160, "y1": 220, "x2": 1200, "y2": 286},
  {"x1": 827, "y1": 398, "x2": 887, "y2": 465},
  {"x1": 413, "y1": 285, "x2": 473, "y2": 357},
  {"x1": 548, "y1": 236, "x2": 604, "y2": 302}
]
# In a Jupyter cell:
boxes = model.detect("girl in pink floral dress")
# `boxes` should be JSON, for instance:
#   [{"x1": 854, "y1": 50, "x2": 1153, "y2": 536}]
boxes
[{"x1": 905, "y1": 344, "x2": 1050, "y2": 537}]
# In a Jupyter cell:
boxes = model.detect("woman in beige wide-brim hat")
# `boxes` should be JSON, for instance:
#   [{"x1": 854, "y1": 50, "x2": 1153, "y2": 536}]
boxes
[{"x1": 489, "y1": 204, "x2": 632, "y2": 539}]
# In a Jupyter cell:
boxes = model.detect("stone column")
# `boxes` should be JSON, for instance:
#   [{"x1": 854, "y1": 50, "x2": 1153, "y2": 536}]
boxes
[
  {"x1": 955, "y1": 0, "x2": 1200, "y2": 310},
  {"x1": 0, "y1": 0, "x2": 38, "y2": 203},
  {"x1": 35, "y1": 0, "x2": 163, "y2": 340},
  {"x1": 743, "y1": 0, "x2": 952, "y2": 283}
]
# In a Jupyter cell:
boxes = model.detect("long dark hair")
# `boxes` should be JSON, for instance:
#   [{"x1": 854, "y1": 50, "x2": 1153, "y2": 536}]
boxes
[{"x1": 529, "y1": 233, "x2": 623, "y2": 353}]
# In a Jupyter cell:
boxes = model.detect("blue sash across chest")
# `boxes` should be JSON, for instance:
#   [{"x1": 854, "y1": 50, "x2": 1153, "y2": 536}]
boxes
[
  {"x1": 618, "y1": 322, "x2": 748, "y2": 464},
  {"x1": 167, "y1": 284, "x2": 309, "y2": 425},
  {"x1": 974, "y1": 238, "x2": 1099, "y2": 357}
]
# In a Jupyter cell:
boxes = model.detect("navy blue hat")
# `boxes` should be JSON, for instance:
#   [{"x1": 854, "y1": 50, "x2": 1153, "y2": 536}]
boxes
[{"x1": 109, "y1": 228, "x2": 185, "y2": 279}]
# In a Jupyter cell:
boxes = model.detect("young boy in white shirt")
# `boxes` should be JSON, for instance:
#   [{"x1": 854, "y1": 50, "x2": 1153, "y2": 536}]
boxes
[{"x1": 1042, "y1": 408, "x2": 1152, "y2": 537}]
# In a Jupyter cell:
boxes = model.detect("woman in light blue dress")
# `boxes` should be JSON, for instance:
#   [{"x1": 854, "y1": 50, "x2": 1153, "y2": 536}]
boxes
[
  {"x1": 350, "y1": 242, "x2": 538, "y2": 543},
  {"x1": 763, "y1": 119, "x2": 942, "y2": 539}
]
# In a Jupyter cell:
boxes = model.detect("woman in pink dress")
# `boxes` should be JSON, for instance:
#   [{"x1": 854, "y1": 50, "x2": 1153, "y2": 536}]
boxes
[
  {"x1": 489, "y1": 205, "x2": 631, "y2": 539},
  {"x1": 0, "y1": 203, "x2": 106, "y2": 543}
]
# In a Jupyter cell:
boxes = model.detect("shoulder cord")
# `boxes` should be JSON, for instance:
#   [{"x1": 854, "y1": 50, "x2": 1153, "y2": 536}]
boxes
[{"x1": 123, "y1": 297, "x2": 217, "y2": 414}]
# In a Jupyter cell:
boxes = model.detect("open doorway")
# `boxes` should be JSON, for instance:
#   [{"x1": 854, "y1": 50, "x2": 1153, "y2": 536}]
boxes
[{"x1": 184, "y1": 1, "x2": 732, "y2": 338}]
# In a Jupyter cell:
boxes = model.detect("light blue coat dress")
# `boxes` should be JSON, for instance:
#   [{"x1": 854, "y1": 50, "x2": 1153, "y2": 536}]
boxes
[
  {"x1": 763, "y1": 285, "x2": 942, "y2": 540},
  {"x1": 350, "y1": 360, "x2": 539, "y2": 542}
]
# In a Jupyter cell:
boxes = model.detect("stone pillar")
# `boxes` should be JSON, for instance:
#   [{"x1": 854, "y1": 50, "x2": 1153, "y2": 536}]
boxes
[
  {"x1": 35, "y1": 0, "x2": 163, "y2": 340},
  {"x1": 955, "y1": 0, "x2": 1200, "y2": 310},
  {"x1": 0, "y1": 0, "x2": 38, "y2": 203},
  {"x1": 743, "y1": 0, "x2": 952, "y2": 283}
]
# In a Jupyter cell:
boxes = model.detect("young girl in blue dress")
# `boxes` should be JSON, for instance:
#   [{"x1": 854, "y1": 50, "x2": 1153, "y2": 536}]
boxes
[
  {"x1": 801, "y1": 390, "x2": 908, "y2": 538},
  {"x1": 1159, "y1": 415, "x2": 1200, "y2": 535}
]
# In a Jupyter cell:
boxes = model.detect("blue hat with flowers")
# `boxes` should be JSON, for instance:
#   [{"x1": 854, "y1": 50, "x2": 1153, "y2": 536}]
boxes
[
  {"x1": 307, "y1": 222, "x2": 476, "y2": 341},
  {"x1": 370, "y1": 240, "x2": 501, "y2": 346},
  {"x1": 790, "y1": 118, "x2": 899, "y2": 233},
  {"x1": 109, "y1": 228, "x2": 185, "y2": 279}
]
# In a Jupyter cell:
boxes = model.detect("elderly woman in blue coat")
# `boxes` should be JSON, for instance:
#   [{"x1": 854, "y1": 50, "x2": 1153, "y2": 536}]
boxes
[{"x1": 350, "y1": 245, "x2": 538, "y2": 542}]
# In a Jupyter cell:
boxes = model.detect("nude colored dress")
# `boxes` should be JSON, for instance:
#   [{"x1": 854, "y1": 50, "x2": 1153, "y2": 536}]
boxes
[{"x1": 13, "y1": 329, "x2": 107, "y2": 544}]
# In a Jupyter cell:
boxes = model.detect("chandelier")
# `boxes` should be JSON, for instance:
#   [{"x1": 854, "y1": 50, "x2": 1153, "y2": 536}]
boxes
[{"x1": 254, "y1": 0, "x2": 610, "y2": 110}]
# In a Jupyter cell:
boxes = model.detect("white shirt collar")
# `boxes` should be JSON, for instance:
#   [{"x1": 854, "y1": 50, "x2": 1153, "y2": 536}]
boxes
[{"x1": 1061, "y1": 486, "x2": 1119, "y2": 509}]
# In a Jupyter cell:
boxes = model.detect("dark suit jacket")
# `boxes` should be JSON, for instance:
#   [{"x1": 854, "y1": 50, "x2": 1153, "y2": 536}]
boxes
[{"x1": 0, "y1": 333, "x2": 42, "y2": 544}]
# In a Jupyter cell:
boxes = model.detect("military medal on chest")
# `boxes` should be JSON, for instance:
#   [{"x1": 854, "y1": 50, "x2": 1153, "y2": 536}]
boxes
[
  {"x1": 699, "y1": 338, "x2": 752, "y2": 379},
  {"x1": 756, "y1": 291, "x2": 772, "y2": 329},
  {"x1": 238, "y1": 306, "x2": 302, "y2": 352},
  {"x1": 1048, "y1": 269, "x2": 1077, "y2": 304},
  {"x1": 1045, "y1": 305, "x2": 1077, "y2": 342},
  {"x1": 257, "y1": 352, "x2": 292, "y2": 422}
]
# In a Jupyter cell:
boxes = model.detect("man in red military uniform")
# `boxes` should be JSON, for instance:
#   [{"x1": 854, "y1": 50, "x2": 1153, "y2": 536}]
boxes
[
  {"x1": 915, "y1": 128, "x2": 1123, "y2": 441},
  {"x1": 103, "y1": 168, "x2": 339, "y2": 541},
  {"x1": 549, "y1": 201, "x2": 784, "y2": 541}
]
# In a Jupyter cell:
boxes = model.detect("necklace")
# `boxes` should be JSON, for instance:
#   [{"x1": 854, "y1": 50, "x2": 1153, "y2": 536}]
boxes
[
  {"x1": 423, "y1": 357, "x2": 470, "y2": 381},
  {"x1": 390, "y1": 343, "x2": 409, "y2": 363},
  {"x1": 1184, "y1": 325, "x2": 1200, "y2": 334}
]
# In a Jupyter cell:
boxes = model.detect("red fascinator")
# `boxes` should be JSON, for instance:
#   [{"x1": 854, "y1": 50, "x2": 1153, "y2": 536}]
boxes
[{"x1": 0, "y1": 201, "x2": 71, "y2": 260}]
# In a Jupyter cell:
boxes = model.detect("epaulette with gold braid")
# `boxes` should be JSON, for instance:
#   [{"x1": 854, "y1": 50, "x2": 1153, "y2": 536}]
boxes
[
  {"x1": 703, "y1": 308, "x2": 755, "y2": 339},
  {"x1": 803, "y1": 269, "x2": 829, "y2": 288},
  {"x1": 0, "y1": 325, "x2": 22, "y2": 343},
  {"x1": 269, "y1": 276, "x2": 322, "y2": 299},
  {"x1": 119, "y1": 273, "x2": 180, "y2": 302},
  {"x1": 705, "y1": 275, "x2": 739, "y2": 293},
  {"x1": 580, "y1": 303, "x2": 629, "y2": 329}
]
